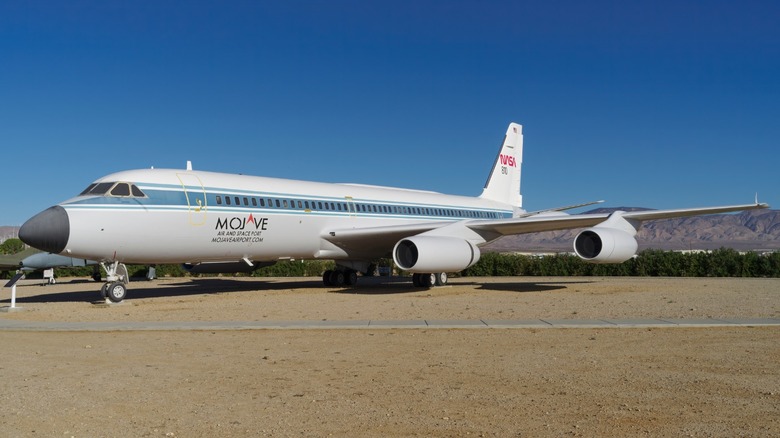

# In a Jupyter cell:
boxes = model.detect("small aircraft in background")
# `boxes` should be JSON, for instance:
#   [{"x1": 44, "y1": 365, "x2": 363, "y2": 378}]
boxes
[
  {"x1": 0, "y1": 247, "x2": 41, "y2": 272},
  {"x1": 19, "y1": 123, "x2": 769, "y2": 302},
  {"x1": 0, "y1": 247, "x2": 101, "y2": 284}
]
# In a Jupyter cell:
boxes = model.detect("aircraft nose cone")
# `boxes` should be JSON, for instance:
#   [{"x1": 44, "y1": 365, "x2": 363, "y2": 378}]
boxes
[{"x1": 19, "y1": 206, "x2": 70, "y2": 254}]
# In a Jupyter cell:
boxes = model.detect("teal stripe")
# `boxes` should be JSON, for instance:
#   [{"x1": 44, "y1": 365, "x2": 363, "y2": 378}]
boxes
[{"x1": 64, "y1": 187, "x2": 512, "y2": 219}]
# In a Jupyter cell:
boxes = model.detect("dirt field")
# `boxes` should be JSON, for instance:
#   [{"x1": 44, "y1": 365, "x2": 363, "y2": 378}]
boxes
[{"x1": 1, "y1": 276, "x2": 778, "y2": 437}]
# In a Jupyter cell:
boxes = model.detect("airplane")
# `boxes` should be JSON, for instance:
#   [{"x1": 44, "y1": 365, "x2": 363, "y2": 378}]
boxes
[
  {"x1": 18, "y1": 123, "x2": 768, "y2": 303},
  {"x1": 0, "y1": 247, "x2": 41, "y2": 272},
  {"x1": 20, "y1": 252, "x2": 102, "y2": 283},
  {"x1": 0, "y1": 247, "x2": 101, "y2": 283}
]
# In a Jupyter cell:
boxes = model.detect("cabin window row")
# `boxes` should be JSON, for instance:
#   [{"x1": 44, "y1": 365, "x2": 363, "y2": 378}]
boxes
[{"x1": 213, "y1": 194, "x2": 502, "y2": 219}]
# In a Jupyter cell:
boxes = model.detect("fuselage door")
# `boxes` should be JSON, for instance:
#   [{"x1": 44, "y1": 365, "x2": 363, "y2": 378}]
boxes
[
  {"x1": 176, "y1": 173, "x2": 207, "y2": 226},
  {"x1": 345, "y1": 196, "x2": 357, "y2": 218}
]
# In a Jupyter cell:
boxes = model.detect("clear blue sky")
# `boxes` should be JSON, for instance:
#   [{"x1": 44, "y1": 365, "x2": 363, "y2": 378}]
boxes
[{"x1": 2, "y1": 1, "x2": 778, "y2": 225}]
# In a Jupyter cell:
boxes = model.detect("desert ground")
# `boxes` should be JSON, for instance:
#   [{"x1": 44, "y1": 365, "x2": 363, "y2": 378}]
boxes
[{"x1": 0, "y1": 275, "x2": 778, "y2": 437}]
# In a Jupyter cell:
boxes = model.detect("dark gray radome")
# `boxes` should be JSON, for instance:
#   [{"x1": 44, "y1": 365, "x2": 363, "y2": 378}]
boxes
[{"x1": 19, "y1": 206, "x2": 70, "y2": 254}]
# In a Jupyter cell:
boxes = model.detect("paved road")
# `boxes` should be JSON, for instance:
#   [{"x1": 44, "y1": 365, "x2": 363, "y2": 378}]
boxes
[{"x1": 0, "y1": 316, "x2": 778, "y2": 331}]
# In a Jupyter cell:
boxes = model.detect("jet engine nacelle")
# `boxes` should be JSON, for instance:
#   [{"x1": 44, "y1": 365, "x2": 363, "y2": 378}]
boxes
[
  {"x1": 393, "y1": 236, "x2": 481, "y2": 273},
  {"x1": 573, "y1": 227, "x2": 638, "y2": 263}
]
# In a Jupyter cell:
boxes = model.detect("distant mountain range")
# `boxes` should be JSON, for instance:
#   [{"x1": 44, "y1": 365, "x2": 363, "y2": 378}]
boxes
[
  {"x1": 0, "y1": 226, "x2": 19, "y2": 243},
  {"x1": 485, "y1": 208, "x2": 780, "y2": 252},
  {"x1": 3, "y1": 209, "x2": 779, "y2": 252}
]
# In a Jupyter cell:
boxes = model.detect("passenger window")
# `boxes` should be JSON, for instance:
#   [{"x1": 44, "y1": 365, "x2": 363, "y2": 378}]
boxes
[
  {"x1": 260, "y1": 199, "x2": 265, "y2": 207},
  {"x1": 216, "y1": 195, "x2": 222, "y2": 205},
  {"x1": 226, "y1": 197, "x2": 231, "y2": 205},
  {"x1": 234, "y1": 197, "x2": 240, "y2": 205},
  {"x1": 252, "y1": 198, "x2": 257, "y2": 207},
  {"x1": 243, "y1": 197, "x2": 249, "y2": 206},
  {"x1": 275, "y1": 199, "x2": 281, "y2": 208}
]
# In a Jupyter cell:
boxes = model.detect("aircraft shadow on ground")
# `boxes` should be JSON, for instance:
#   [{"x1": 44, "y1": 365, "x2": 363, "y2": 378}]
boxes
[
  {"x1": 2, "y1": 277, "x2": 595, "y2": 303},
  {"x1": 334, "y1": 277, "x2": 593, "y2": 294},
  {"x1": 1, "y1": 278, "x2": 326, "y2": 304},
  {"x1": 473, "y1": 280, "x2": 594, "y2": 293}
]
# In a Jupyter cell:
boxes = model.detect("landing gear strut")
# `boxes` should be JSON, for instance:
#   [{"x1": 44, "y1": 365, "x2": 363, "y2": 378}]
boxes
[{"x1": 99, "y1": 261, "x2": 129, "y2": 303}]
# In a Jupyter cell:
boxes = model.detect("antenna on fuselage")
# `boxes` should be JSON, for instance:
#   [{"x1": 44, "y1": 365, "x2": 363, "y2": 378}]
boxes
[{"x1": 186, "y1": 160, "x2": 193, "y2": 171}]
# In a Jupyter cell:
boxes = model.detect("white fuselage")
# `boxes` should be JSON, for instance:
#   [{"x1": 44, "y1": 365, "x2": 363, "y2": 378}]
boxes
[{"x1": 60, "y1": 168, "x2": 514, "y2": 264}]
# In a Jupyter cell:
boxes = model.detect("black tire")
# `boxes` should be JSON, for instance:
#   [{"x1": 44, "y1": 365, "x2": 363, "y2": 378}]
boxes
[
  {"x1": 329, "y1": 270, "x2": 345, "y2": 287},
  {"x1": 345, "y1": 270, "x2": 358, "y2": 286},
  {"x1": 435, "y1": 272, "x2": 448, "y2": 286},
  {"x1": 100, "y1": 282, "x2": 109, "y2": 298},
  {"x1": 106, "y1": 281, "x2": 127, "y2": 303},
  {"x1": 412, "y1": 273, "x2": 421, "y2": 287},
  {"x1": 420, "y1": 273, "x2": 435, "y2": 288},
  {"x1": 322, "y1": 270, "x2": 333, "y2": 286}
]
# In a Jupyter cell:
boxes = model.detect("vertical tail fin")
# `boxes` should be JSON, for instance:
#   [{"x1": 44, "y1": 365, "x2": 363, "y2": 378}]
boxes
[{"x1": 479, "y1": 122, "x2": 523, "y2": 207}]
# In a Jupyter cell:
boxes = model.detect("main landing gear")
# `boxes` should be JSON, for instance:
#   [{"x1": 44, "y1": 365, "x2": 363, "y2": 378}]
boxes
[
  {"x1": 412, "y1": 272, "x2": 448, "y2": 288},
  {"x1": 322, "y1": 269, "x2": 359, "y2": 287},
  {"x1": 321, "y1": 269, "x2": 449, "y2": 288},
  {"x1": 99, "y1": 261, "x2": 129, "y2": 303}
]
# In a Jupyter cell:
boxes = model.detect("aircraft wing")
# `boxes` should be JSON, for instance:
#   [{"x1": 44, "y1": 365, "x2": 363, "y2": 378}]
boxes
[
  {"x1": 323, "y1": 221, "x2": 453, "y2": 257},
  {"x1": 468, "y1": 203, "x2": 770, "y2": 236},
  {"x1": 324, "y1": 202, "x2": 769, "y2": 258}
]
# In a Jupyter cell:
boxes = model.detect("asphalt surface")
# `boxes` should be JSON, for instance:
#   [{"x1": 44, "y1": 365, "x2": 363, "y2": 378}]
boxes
[{"x1": 0, "y1": 313, "x2": 778, "y2": 331}]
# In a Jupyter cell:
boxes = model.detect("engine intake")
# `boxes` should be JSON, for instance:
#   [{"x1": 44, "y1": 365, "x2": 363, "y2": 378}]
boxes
[
  {"x1": 573, "y1": 227, "x2": 638, "y2": 263},
  {"x1": 393, "y1": 236, "x2": 481, "y2": 273}
]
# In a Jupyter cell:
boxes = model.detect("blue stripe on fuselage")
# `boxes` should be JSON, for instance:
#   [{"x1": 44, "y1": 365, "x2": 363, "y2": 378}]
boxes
[{"x1": 62, "y1": 186, "x2": 513, "y2": 220}]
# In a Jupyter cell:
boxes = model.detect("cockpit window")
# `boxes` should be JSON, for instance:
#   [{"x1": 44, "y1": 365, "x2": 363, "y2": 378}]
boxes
[
  {"x1": 90, "y1": 182, "x2": 116, "y2": 195},
  {"x1": 80, "y1": 181, "x2": 146, "y2": 198},
  {"x1": 110, "y1": 183, "x2": 131, "y2": 197},
  {"x1": 80, "y1": 183, "x2": 97, "y2": 195}
]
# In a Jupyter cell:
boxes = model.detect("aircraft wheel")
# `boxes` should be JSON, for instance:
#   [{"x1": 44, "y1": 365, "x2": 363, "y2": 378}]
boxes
[
  {"x1": 412, "y1": 273, "x2": 421, "y2": 287},
  {"x1": 322, "y1": 270, "x2": 333, "y2": 286},
  {"x1": 435, "y1": 272, "x2": 448, "y2": 286},
  {"x1": 420, "y1": 273, "x2": 436, "y2": 288},
  {"x1": 329, "y1": 270, "x2": 345, "y2": 287},
  {"x1": 106, "y1": 281, "x2": 127, "y2": 303},
  {"x1": 100, "y1": 282, "x2": 109, "y2": 298},
  {"x1": 344, "y1": 270, "x2": 358, "y2": 286}
]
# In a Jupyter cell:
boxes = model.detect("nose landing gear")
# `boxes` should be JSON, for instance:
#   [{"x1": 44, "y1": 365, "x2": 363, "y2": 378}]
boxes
[{"x1": 99, "y1": 261, "x2": 129, "y2": 303}]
